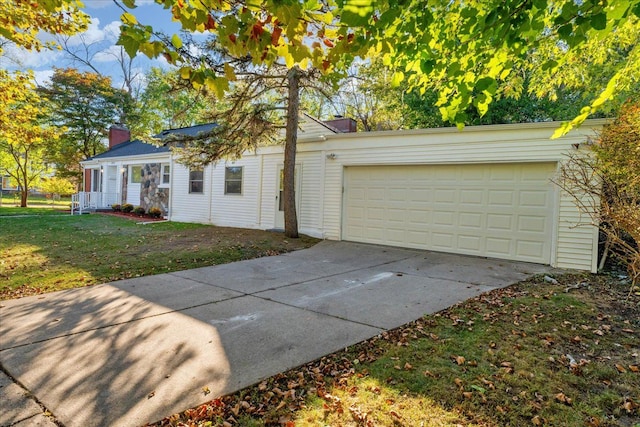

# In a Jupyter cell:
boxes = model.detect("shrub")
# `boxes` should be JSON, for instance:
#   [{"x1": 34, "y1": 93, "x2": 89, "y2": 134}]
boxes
[
  {"x1": 111, "y1": 204, "x2": 121, "y2": 211},
  {"x1": 148, "y1": 207, "x2": 163, "y2": 218},
  {"x1": 556, "y1": 102, "x2": 640, "y2": 287},
  {"x1": 133, "y1": 206, "x2": 146, "y2": 215},
  {"x1": 121, "y1": 203, "x2": 134, "y2": 213}
]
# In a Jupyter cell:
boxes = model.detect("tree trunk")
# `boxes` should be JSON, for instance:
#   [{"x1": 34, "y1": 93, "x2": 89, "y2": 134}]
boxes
[
  {"x1": 20, "y1": 189, "x2": 28, "y2": 207},
  {"x1": 283, "y1": 66, "x2": 301, "y2": 238}
]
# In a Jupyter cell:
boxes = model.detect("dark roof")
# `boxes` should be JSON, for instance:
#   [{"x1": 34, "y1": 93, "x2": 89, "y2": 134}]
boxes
[{"x1": 88, "y1": 123, "x2": 218, "y2": 160}]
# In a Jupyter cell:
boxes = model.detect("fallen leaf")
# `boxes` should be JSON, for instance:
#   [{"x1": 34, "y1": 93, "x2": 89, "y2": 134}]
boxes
[
  {"x1": 629, "y1": 365, "x2": 639, "y2": 372},
  {"x1": 463, "y1": 391, "x2": 473, "y2": 399},
  {"x1": 532, "y1": 415, "x2": 542, "y2": 425},
  {"x1": 455, "y1": 355, "x2": 465, "y2": 365},
  {"x1": 615, "y1": 364, "x2": 627, "y2": 373},
  {"x1": 202, "y1": 386, "x2": 210, "y2": 395},
  {"x1": 147, "y1": 391, "x2": 155, "y2": 399},
  {"x1": 555, "y1": 392, "x2": 573, "y2": 405}
]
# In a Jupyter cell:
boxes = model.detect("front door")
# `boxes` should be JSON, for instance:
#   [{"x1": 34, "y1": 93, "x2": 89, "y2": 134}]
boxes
[
  {"x1": 275, "y1": 165, "x2": 300, "y2": 229},
  {"x1": 104, "y1": 166, "x2": 118, "y2": 207}
]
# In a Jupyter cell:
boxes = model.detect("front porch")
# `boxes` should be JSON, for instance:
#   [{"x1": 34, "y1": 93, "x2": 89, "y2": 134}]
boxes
[{"x1": 71, "y1": 191, "x2": 121, "y2": 214}]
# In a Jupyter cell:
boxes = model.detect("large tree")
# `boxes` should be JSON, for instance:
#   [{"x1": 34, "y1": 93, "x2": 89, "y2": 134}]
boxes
[
  {"x1": 39, "y1": 68, "x2": 135, "y2": 186},
  {"x1": 116, "y1": 0, "x2": 639, "y2": 131},
  {"x1": 0, "y1": 70, "x2": 58, "y2": 207},
  {"x1": 0, "y1": 0, "x2": 89, "y2": 52}
]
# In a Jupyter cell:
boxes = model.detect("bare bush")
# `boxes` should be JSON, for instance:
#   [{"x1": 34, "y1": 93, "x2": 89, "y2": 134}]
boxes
[{"x1": 555, "y1": 103, "x2": 640, "y2": 288}]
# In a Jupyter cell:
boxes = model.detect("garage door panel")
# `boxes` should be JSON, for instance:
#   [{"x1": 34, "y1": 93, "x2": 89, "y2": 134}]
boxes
[{"x1": 343, "y1": 163, "x2": 555, "y2": 264}]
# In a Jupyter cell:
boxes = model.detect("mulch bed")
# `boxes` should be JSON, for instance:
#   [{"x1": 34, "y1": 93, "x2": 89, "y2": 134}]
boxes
[{"x1": 98, "y1": 211, "x2": 167, "y2": 222}]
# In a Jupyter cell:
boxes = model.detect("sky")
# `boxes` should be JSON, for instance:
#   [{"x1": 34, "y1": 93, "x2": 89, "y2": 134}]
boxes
[{"x1": 1, "y1": 0, "x2": 185, "y2": 89}]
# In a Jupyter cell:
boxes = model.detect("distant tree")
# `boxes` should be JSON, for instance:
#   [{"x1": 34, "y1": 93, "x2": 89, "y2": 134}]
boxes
[
  {"x1": 331, "y1": 59, "x2": 406, "y2": 131},
  {"x1": 40, "y1": 177, "x2": 76, "y2": 199},
  {"x1": 402, "y1": 78, "x2": 598, "y2": 129},
  {"x1": 54, "y1": 31, "x2": 144, "y2": 97},
  {"x1": 0, "y1": 70, "x2": 58, "y2": 207},
  {"x1": 39, "y1": 68, "x2": 135, "y2": 187},
  {"x1": 136, "y1": 67, "x2": 210, "y2": 134}
]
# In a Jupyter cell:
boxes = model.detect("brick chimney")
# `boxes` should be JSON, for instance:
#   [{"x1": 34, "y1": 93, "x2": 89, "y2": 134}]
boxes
[
  {"x1": 323, "y1": 116, "x2": 357, "y2": 133},
  {"x1": 108, "y1": 124, "x2": 130, "y2": 149}
]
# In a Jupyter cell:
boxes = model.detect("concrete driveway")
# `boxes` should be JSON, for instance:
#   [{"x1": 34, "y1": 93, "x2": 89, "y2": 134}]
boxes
[{"x1": 0, "y1": 241, "x2": 552, "y2": 427}]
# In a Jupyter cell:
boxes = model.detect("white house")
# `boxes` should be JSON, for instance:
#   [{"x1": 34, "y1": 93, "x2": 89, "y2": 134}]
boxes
[{"x1": 78, "y1": 117, "x2": 606, "y2": 273}]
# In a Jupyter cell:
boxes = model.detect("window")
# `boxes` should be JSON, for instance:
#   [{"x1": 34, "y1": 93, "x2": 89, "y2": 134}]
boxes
[
  {"x1": 189, "y1": 169, "x2": 204, "y2": 193},
  {"x1": 162, "y1": 165, "x2": 170, "y2": 185},
  {"x1": 225, "y1": 166, "x2": 242, "y2": 195},
  {"x1": 91, "y1": 169, "x2": 102, "y2": 192},
  {"x1": 130, "y1": 165, "x2": 142, "y2": 184}
]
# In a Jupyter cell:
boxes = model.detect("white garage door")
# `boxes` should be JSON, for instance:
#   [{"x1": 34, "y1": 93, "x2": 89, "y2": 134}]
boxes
[{"x1": 343, "y1": 163, "x2": 557, "y2": 264}]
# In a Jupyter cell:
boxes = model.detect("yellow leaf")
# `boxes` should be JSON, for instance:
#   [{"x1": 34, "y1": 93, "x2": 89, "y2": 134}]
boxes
[
  {"x1": 224, "y1": 63, "x2": 236, "y2": 81},
  {"x1": 121, "y1": 12, "x2": 137, "y2": 25},
  {"x1": 179, "y1": 67, "x2": 191, "y2": 80}
]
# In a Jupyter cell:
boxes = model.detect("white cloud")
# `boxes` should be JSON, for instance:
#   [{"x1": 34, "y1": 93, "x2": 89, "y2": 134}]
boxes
[
  {"x1": 3, "y1": 43, "x2": 63, "y2": 68},
  {"x1": 66, "y1": 18, "x2": 107, "y2": 46},
  {"x1": 93, "y1": 44, "x2": 125, "y2": 63},
  {"x1": 33, "y1": 69, "x2": 55, "y2": 85},
  {"x1": 104, "y1": 21, "x2": 122, "y2": 41}
]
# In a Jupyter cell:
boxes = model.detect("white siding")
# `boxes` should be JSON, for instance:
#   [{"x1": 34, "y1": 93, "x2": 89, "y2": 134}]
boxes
[
  {"x1": 126, "y1": 183, "x2": 140, "y2": 206},
  {"x1": 556, "y1": 191, "x2": 599, "y2": 271},
  {"x1": 210, "y1": 157, "x2": 261, "y2": 228},
  {"x1": 297, "y1": 152, "x2": 324, "y2": 237},
  {"x1": 170, "y1": 164, "x2": 212, "y2": 224}
]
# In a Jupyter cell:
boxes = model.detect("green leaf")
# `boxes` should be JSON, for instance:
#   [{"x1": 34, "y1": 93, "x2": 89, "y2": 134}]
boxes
[
  {"x1": 171, "y1": 34, "x2": 183, "y2": 49},
  {"x1": 557, "y1": 24, "x2": 572, "y2": 40},
  {"x1": 590, "y1": 12, "x2": 607, "y2": 31},
  {"x1": 117, "y1": 34, "x2": 140, "y2": 59},
  {"x1": 340, "y1": 0, "x2": 375, "y2": 26},
  {"x1": 122, "y1": 0, "x2": 136, "y2": 8}
]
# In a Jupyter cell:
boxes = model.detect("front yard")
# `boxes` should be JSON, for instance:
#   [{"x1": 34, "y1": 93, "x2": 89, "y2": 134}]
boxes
[{"x1": 0, "y1": 212, "x2": 318, "y2": 300}]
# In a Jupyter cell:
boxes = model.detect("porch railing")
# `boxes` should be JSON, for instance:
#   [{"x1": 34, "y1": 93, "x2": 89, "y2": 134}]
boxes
[{"x1": 71, "y1": 192, "x2": 121, "y2": 215}]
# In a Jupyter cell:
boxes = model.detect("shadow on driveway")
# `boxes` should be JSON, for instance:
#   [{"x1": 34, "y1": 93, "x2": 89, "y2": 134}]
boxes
[{"x1": 0, "y1": 241, "x2": 553, "y2": 426}]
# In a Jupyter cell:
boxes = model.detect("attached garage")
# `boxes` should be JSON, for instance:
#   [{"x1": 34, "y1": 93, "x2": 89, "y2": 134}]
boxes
[
  {"x1": 311, "y1": 120, "x2": 605, "y2": 272},
  {"x1": 343, "y1": 162, "x2": 557, "y2": 264}
]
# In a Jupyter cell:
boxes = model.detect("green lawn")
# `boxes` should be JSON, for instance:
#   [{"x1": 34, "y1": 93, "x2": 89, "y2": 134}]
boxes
[
  {"x1": 0, "y1": 213, "x2": 318, "y2": 299},
  {"x1": 1, "y1": 193, "x2": 71, "y2": 208}
]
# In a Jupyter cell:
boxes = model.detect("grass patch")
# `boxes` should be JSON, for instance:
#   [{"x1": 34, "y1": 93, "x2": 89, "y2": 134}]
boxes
[
  {"x1": 1, "y1": 194, "x2": 71, "y2": 208},
  {"x1": 154, "y1": 274, "x2": 640, "y2": 427},
  {"x1": 0, "y1": 213, "x2": 318, "y2": 300}
]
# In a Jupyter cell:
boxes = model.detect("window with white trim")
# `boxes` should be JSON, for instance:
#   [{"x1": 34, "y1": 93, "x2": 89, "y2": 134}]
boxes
[
  {"x1": 189, "y1": 169, "x2": 204, "y2": 194},
  {"x1": 224, "y1": 166, "x2": 242, "y2": 195},
  {"x1": 129, "y1": 165, "x2": 142, "y2": 184},
  {"x1": 161, "y1": 164, "x2": 170, "y2": 185}
]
